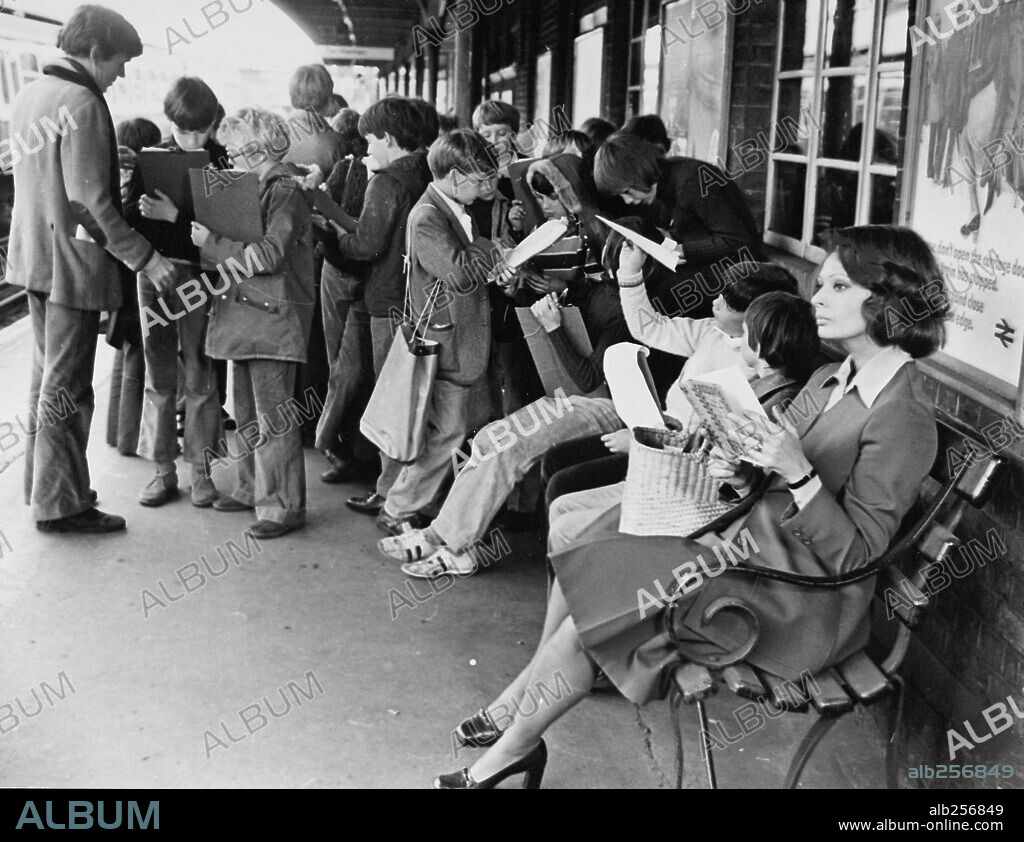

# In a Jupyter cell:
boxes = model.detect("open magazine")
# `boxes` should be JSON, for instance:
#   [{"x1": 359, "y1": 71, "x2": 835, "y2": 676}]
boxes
[{"x1": 679, "y1": 366, "x2": 768, "y2": 461}]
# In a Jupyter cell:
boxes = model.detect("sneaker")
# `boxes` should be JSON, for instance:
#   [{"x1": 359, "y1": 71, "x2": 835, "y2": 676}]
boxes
[
  {"x1": 376, "y1": 508, "x2": 427, "y2": 536},
  {"x1": 401, "y1": 546, "x2": 478, "y2": 579},
  {"x1": 378, "y1": 528, "x2": 441, "y2": 562},
  {"x1": 139, "y1": 471, "x2": 179, "y2": 507}
]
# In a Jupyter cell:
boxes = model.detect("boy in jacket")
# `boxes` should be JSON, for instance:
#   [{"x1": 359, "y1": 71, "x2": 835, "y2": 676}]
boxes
[
  {"x1": 134, "y1": 77, "x2": 230, "y2": 508},
  {"x1": 192, "y1": 108, "x2": 315, "y2": 539},
  {"x1": 334, "y1": 98, "x2": 434, "y2": 517},
  {"x1": 376, "y1": 130, "x2": 511, "y2": 536}
]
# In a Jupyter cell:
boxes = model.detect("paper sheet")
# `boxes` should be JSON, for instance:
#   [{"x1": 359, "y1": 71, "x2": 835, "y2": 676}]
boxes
[
  {"x1": 596, "y1": 215, "x2": 682, "y2": 270},
  {"x1": 602, "y1": 342, "x2": 666, "y2": 429},
  {"x1": 506, "y1": 218, "x2": 568, "y2": 268}
]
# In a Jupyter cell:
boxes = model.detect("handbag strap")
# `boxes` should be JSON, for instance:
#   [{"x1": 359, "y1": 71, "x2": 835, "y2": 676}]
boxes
[{"x1": 404, "y1": 204, "x2": 446, "y2": 339}]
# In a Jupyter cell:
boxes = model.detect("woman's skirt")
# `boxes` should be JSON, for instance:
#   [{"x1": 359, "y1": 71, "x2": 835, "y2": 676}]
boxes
[{"x1": 550, "y1": 504, "x2": 731, "y2": 706}]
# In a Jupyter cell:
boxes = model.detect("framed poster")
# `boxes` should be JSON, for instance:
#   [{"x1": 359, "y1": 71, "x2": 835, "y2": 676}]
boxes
[
  {"x1": 903, "y1": 0, "x2": 1024, "y2": 415},
  {"x1": 658, "y1": 0, "x2": 733, "y2": 163}
]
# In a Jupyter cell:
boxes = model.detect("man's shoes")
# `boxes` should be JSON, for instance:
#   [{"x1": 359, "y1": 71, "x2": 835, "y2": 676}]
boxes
[
  {"x1": 247, "y1": 519, "x2": 300, "y2": 539},
  {"x1": 191, "y1": 474, "x2": 219, "y2": 508},
  {"x1": 139, "y1": 471, "x2": 179, "y2": 507},
  {"x1": 346, "y1": 491, "x2": 386, "y2": 515},
  {"x1": 376, "y1": 508, "x2": 427, "y2": 537},
  {"x1": 320, "y1": 451, "x2": 354, "y2": 484},
  {"x1": 37, "y1": 508, "x2": 126, "y2": 534},
  {"x1": 213, "y1": 495, "x2": 255, "y2": 512}
]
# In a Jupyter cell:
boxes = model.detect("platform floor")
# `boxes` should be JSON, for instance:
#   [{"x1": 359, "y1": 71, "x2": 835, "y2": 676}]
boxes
[{"x1": 0, "y1": 316, "x2": 887, "y2": 788}]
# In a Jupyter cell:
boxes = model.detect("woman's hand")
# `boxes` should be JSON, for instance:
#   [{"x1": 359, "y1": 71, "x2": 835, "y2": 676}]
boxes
[
  {"x1": 139, "y1": 189, "x2": 179, "y2": 223},
  {"x1": 601, "y1": 428, "x2": 632, "y2": 454},
  {"x1": 706, "y1": 444, "x2": 756, "y2": 494},
  {"x1": 508, "y1": 200, "x2": 526, "y2": 232},
  {"x1": 726, "y1": 408, "x2": 813, "y2": 483},
  {"x1": 190, "y1": 222, "x2": 211, "y2": 248},
  {"x1": 530, "y1": 293, "x2": 562, "y2": 332},
  {"x1": 617, "y1": 241, "x2": 646, "y2": 278}
]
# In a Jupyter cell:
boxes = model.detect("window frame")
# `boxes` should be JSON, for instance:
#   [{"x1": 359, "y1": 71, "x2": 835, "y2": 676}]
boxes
[{"x1": 765, "y1": 0, "x2": 903, "y2": 262}]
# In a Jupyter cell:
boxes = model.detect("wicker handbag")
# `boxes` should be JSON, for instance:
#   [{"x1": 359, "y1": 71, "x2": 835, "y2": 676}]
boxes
[{"x1": 619, "y1": 427, "x2": 733, "y2": 538}]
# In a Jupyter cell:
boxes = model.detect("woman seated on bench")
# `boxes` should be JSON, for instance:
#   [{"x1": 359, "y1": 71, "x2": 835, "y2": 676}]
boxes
[{"x1": 433, "y1": 224, "x2": 950, "y2": 789}]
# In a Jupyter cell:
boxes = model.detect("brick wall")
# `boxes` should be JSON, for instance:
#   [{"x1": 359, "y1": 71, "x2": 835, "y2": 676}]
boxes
[{"x1": 724, "y1": 1, "x2": 778, "y2": 229}]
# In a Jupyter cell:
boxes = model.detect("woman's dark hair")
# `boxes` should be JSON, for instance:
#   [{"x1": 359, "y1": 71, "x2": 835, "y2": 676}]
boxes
[
  {"x1": 622, "y1": 114, "x2": 672, "y2": 153},
  {"x1": 409, "y1": 97, "x2": 440, "y2": 147},
  {"x1": 744, "y1": 291, "x2": 819, "y2": 382},
  {"x1": 164, "y1": 77, "x2": 220, "y2": 132},
  {"x1": 593, "y1": 132, "x2": 664, "y2": 195},
  {"x1": 818, "y1": 225, "x2": 949, "y2": 358},
  {"x1": 57, "y1": 4, "x2": 143, "y2": 60},
  {"x1": 116, "y1": 117, "x2": 161, "y2": 153},
  {"x1": 580, "y1": 117, "x2": 617, "y2": 147},
  {"x1": 721, "y1": 262, "x2": 800, "y2": 312},
  {"x1": 543, "y1": 130, "x2": 595, "y2": 158},
  {"x1": 358, "y1": 97, "x2": 421, "y2": 152}
]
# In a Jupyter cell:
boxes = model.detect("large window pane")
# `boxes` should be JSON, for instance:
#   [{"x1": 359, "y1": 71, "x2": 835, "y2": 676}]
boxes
[
  {"x1": 642, "y1": 25, "x2": 661, "y2": 114},
  {"x1": 780, "y1": 0, "x2": 821, "y2": 72},
  {"x1": 824, "y1": 0, "x2": 871, "y2": 69},
  {"x1": 818, "y1": 75, "x2": 866, "y2": 159},
  {"x1": 868, "y1": 173, "x2": 897, "y2": 224},
  {"x1": 814, "y1": 166, "x2": 859, "y2": 236},
  {"x1": 573, "y1": 29, "x2": 604, "y2": 125},
  {"x1": 776, "y1": 77, "x2": 816, "y2": 154},
  {"x1": 880, "y1": 0, "x2": 909, "y2": 63},
  {"x1": 770, "y1": 161, "x2": 807, "y2": 238},
  {"x1": 873, "y1": 69, "x2": 903, "y2": 163}
]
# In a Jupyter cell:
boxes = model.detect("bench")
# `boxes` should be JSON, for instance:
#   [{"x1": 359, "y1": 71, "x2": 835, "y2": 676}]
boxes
[{"x1": 665, "y1": 418, "x2": 1004, "y2": 789}]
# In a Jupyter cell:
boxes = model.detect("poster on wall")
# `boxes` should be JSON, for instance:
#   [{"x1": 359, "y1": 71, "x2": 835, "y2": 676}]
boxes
[{"x1": 908, "y1": 0, "x2": 1024, "y2": 397}]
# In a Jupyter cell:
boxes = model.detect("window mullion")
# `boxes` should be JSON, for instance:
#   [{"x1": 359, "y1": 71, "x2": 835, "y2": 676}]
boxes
[
  {"x1": 802, "y1": 0, "x2": 829, "y2": 251},
  {"x1": 856, "y1": 0, "x2": 886, "y2": 225}
]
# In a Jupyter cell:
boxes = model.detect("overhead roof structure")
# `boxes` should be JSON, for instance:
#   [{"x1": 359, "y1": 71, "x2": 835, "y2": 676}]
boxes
[{"x1": 273, "y1": 0, "x2": 438, "y2": 67}]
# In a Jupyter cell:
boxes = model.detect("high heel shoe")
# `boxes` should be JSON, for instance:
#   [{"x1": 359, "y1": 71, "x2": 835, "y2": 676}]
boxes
[
  {"x1": 434, "y1": 740, "x2": 547, "y2": 789},
  {"x1": 454, "y1": 708, "x2": 503, "y2": 748}
]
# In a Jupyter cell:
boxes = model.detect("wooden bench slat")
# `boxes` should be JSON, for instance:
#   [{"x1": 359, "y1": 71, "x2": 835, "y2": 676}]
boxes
[
  {"x1": 672, "y1": 663, "x2": 715, "y2": 704},
  {"x1": 722, "y1": 663, "x2": 767, "y2": 699},
  {"x1": 836, "y1": 651, "x2": 891, "y2": 703},
  {"x1": 805, "y1": 667, "x2": 855, "y2": 715},
  {"x1": 761, "y1": 672, "x2": 809, "y2": 712}
]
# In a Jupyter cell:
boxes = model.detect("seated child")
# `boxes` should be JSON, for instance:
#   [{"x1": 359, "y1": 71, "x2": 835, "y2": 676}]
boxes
[
  {"x1": 545, "y1": 287, "x2": 820, "y2": 539},
  {"x1": 191, "y1": 108, "x2": 315, "y2": 539}
]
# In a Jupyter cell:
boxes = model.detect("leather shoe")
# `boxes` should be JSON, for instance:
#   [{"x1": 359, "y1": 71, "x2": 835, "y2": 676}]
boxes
[
  {"x1": 321, "y1": 451, "x2": 354, "y2": 484},
  {"x1": 346, "y1": 491, "x2": 385, "y2": 515},
  {"x1": 376, "y1": 508, "x2": 427, "y2": 536},
  {"x1": 191, "y1": 476, "x2": 219, "y2": 508},
  {"x1": 247, "y1": 519, "x2": 300, "y2": 539},
  {"x1": 37, "y1": 508, "x2": 126, "y2": 534},
  {"x1": 213, "y1": 495, "x2": 254, "y2": 512},
  {"x1": 139, "y1": 472, "x2": 179, "y2": 507}
]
